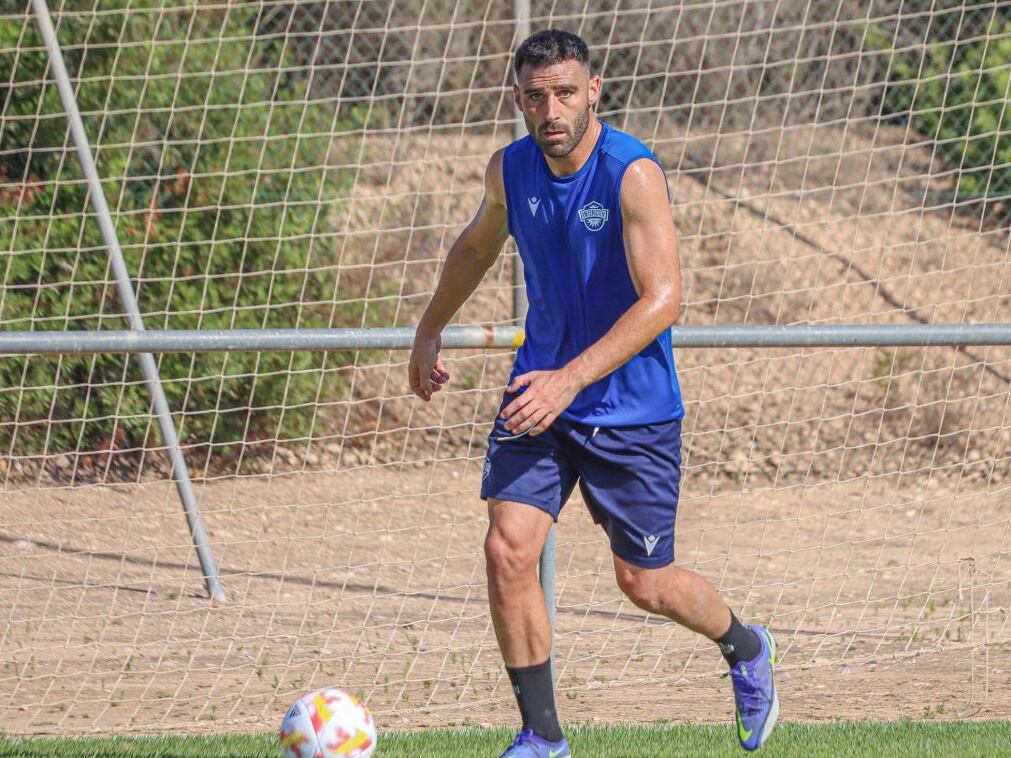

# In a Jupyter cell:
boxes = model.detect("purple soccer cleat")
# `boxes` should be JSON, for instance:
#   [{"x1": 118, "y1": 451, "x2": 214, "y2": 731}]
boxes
[
  {"x1": 499, "y1": 728, "x2": 572, "y2": 758},
  {"x1": 727, "y1": 624, "x2": 779, "y2": 751}
]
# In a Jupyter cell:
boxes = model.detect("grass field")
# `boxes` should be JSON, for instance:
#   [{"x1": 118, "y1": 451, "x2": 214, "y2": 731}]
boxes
[{"x1": 1, "y1": 722, "x2": 1009, "y2": 757}]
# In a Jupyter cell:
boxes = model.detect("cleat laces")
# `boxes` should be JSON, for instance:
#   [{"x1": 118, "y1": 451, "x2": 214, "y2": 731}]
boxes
[
  {"x1": 511, "y1": 728, "x2": 539, "y2": 747},
  {"x1": 726, "y1": 663, "x2": 770, "y2": 719}
]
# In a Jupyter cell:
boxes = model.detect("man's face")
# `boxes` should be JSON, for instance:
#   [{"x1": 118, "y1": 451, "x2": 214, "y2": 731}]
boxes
[{"x1": 514, "y1": 60, "x2": 601, "y2": 158}]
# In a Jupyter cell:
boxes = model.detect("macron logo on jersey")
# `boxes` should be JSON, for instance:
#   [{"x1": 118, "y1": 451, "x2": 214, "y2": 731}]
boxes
[
  {"x1": 527, "y1": 196, "x2": 541, "y2": 218},
  {"x1": 578, "y1": 201, "x2": 609, "y2": 231}
]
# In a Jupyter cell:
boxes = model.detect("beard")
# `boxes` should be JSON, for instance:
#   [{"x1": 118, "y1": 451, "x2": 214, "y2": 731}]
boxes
[{"x1": 528, "y1": 106, "x2": 591, "y2": 158}]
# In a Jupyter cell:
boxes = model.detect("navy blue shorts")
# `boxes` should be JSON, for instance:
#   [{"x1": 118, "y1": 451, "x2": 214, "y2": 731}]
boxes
[{"x1": 480, "y1": 395, "x2": 683, "y2": 568}]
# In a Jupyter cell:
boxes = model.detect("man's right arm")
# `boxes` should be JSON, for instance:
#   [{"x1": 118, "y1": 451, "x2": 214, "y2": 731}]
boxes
[{"x1": 409, "y1": 149, "x2": 510, "y2": 401}]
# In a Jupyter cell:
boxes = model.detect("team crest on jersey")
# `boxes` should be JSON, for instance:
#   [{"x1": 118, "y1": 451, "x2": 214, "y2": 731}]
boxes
[{"x1": 578, "y1": 201, "x2": 609, "y2": 231}]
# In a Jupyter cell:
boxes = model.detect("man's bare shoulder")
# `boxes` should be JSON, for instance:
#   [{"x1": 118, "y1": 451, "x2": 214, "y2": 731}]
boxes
[
  {"x1": 485, "y1": 147, "x2": 508, "y2": 206},
  {"x1": 619, "y1": 157, "x2": 669, "y2": 217},
  {"x1": 620, "y1": 157, "x2": 667, "y2": 197}
]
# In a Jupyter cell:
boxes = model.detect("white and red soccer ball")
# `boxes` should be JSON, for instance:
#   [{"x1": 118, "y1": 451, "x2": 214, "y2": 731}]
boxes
[{"x1": 279, "y1": 687, "x2": 376, "y2": 758}]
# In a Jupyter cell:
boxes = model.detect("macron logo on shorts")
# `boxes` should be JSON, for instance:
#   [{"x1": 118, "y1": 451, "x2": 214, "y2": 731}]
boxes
[{"x1": 643, "y1": 534, "x2": 659, "y2": 557}]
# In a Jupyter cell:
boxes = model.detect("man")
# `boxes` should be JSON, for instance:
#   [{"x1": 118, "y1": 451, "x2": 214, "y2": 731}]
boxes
[{"x1": 408, "y1": 30, "x2": 779, "y2": 756}]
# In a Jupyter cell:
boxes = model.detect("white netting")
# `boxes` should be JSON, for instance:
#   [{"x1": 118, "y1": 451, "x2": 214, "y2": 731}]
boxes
[{"x1": 0, "y1": 0, "x2": 1008, "y2": 735}]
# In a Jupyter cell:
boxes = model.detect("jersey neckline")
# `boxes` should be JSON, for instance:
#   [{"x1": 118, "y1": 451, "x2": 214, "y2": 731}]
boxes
[{"x1": 537, "y1": 120, "x2": 609, "y2": 184}]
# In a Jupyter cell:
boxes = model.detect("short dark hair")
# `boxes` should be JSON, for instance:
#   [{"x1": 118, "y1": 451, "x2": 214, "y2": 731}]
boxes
[{"x1": 514, "y1": 29, "x2": 590, "y2": 75}]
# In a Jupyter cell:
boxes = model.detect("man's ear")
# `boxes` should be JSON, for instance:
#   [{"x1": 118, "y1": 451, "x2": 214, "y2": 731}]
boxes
[
  {"x1": 512, "y1": 82, "x2": 522, "y2": 110},
  {"x1": 587, "y1": 74, "x2": 602, "y2": 108}
]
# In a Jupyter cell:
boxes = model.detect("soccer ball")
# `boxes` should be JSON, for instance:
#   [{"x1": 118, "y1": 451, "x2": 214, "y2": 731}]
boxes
[{"x1": 278, "y1": 687, "x2": 376, "y2": 758}]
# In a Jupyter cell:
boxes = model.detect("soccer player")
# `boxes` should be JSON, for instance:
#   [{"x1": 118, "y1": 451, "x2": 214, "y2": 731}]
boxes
[{"x1": 408, "y1": 29, "x2": 779, "y2": 756}]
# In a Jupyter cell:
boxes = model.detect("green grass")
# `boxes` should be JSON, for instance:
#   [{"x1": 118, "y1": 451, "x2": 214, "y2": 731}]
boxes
[{"x1": 1, "y1": 722, "x2": 1009, "y2": 757}]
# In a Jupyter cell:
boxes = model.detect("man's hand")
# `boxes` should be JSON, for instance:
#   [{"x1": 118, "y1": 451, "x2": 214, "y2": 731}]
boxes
[
  {"x1": 408, "y1": 333, "x2": 450, "y2": 402},
  {"x1": 500, "y1": 368, "x2": 586, "y2": 436}
]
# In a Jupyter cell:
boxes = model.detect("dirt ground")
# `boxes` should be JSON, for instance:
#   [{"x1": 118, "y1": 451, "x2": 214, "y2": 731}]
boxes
[{"x1": 0, "y1": 461, "x2": 1007, "y2": 736}]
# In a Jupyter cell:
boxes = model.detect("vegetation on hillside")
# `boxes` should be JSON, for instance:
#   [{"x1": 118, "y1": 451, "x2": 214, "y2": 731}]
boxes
[{"x1": 0, "y1": 3, "x2": 358, "y2": 462}]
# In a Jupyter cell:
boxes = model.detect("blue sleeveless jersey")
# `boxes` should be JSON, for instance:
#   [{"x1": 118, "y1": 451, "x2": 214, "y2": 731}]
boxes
[{"x1": 502, "y1": 122, "x2": 684, "y2": 426}]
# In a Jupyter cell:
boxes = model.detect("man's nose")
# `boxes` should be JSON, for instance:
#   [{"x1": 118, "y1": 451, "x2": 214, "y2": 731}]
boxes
[{"x1": 543, "y1": 94, "x2": 559, "y2": 121}]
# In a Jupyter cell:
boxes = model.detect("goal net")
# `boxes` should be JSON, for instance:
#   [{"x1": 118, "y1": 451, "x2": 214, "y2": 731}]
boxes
[{"x1": 0, "y1": 0, "x2": 1008, "y2": 734}]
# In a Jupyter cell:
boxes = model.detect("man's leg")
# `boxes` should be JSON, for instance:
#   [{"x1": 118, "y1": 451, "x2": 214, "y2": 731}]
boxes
[
  {"x1": 611, "y1": 556, "x2": 760, "y2": 662},
  {"x1": 480, "y1": 401, "x2": 578, "y2": 756},
  {"x1": 485, "y1": 498, "x2": 554, "y2": 666},
  {"x1": 613, "y1": 556, "x2": 778, "y2": 751},
  {"x1": 485, "y1": 498, "x2": 568, "y2": 749}
]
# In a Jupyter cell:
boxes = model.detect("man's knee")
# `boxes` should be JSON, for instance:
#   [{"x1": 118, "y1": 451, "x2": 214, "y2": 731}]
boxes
[
  {"x1": 615, "y1": 562, "x2": 666, "y2": 612},
  {"x1": 484, "y1": 502, "x2": 548, "y2": 584},
  {"x1": 484, "y1": 527, "x2": 540, "y2": 584}
]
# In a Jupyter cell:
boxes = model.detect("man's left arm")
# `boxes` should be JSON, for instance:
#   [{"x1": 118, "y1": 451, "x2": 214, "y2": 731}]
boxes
[{"x1": 501, "y1": 157, "x2": 681, "y2": 435}]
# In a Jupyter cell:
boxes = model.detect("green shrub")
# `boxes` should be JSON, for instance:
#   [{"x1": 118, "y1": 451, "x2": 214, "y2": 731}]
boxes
[
  {"x1": 872, "y1": 19, "x2": 1011, "y2": 203},
  {"x1": 0, "y1": 3, "x2": 362, "y2": 460}
]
